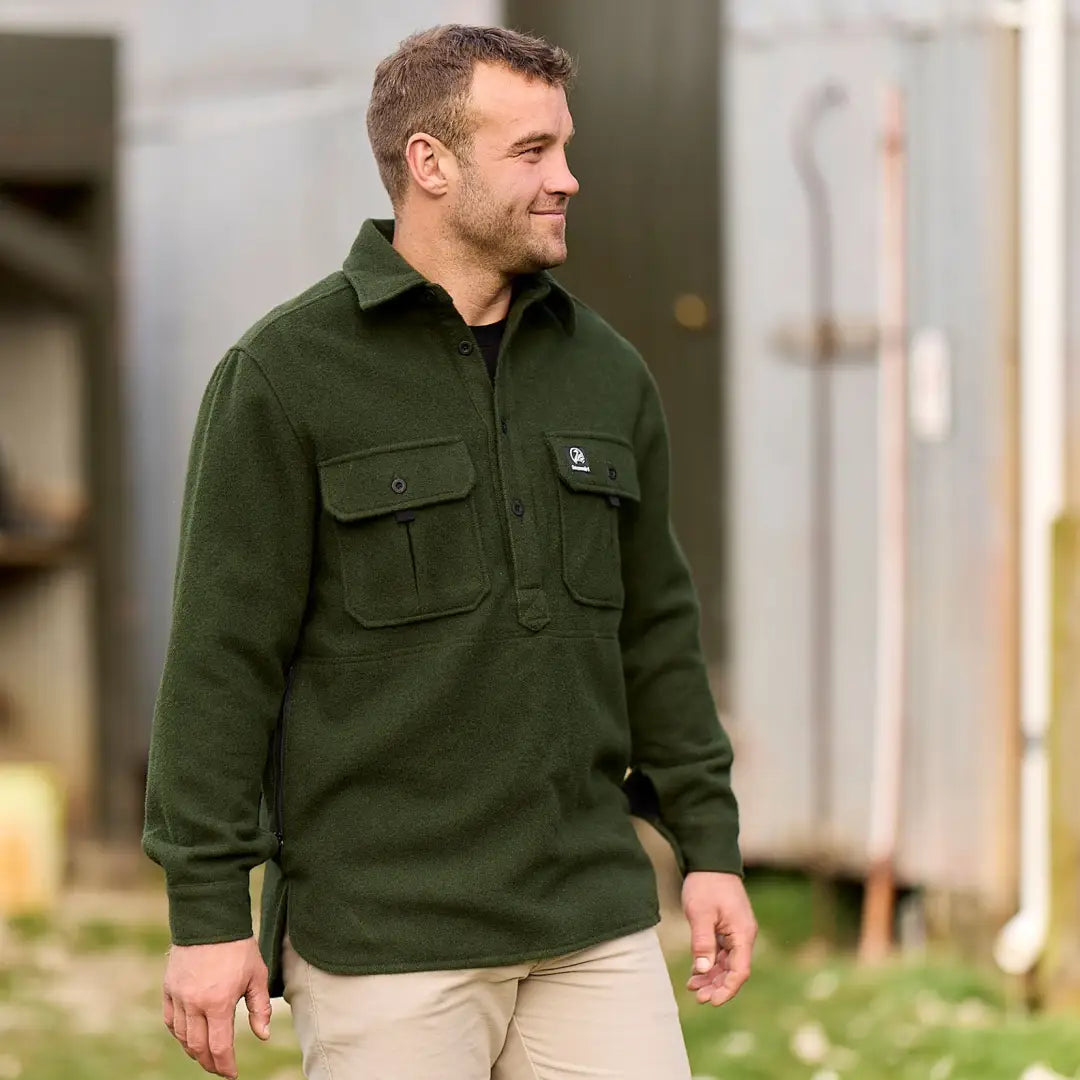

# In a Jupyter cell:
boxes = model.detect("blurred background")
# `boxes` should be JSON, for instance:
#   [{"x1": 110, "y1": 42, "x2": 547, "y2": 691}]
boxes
[{"x1": 0, "y1": 0, "x2": 1079, "y2": 1077}]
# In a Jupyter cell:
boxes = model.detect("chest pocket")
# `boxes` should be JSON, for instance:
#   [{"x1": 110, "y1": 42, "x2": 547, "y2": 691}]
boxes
[
  {"x1": 317, "y1": 437, "x2": 490, "y2": 628},
  {"x1": 545, "y1": 432, "x2": 640, "y2": 608}
]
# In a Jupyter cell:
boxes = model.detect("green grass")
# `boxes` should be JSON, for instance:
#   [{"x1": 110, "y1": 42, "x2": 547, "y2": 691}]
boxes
[
  {"x1": 7, "y1": 910, "x2": 174, "y2": 956},
  {"x1": 3, "y1": 873, "x2": 1080, "y2": 1079},
  {"x1": 676, "y1": 951, "x2": 1080, "y2": 1080},
  {"x1": 0, "y1": 966, "x2": 300, "y2": 1080},
  {"x1": 69, "y1": 917, "x2": 173, "y2": 956},
  {"x1": 674, "y1": 873, "x2": 1080, "y2": 1080},
  {"x1": 1, "y1": 1024, "x2": 302, "y2": 1080},
  {"x1": 7, "y1": 912, "x2": 53, "y2": 942}
]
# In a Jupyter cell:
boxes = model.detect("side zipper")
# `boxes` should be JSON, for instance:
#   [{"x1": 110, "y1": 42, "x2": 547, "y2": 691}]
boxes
[{"x1": 274, "y1": 664, "x2": 295, "y2": 855}]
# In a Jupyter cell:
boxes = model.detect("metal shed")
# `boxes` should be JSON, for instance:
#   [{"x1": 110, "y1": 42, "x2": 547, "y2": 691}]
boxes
[{"x1": 725, "y1": 0, "x2": 1080, "y2": 922}]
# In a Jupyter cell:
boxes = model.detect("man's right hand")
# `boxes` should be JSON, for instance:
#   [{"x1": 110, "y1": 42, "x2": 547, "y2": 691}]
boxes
[{"x1": 163, "y1": 936, "x2": 272, "y2": 1078}]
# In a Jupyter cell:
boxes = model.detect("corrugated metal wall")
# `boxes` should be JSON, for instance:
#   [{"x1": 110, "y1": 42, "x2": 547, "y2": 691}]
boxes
[
  {"x1": 118, "y1": 0, "x2": 499, "y2": 730},
  {"x1": 4, "y1": 1, "x2": 1075, "y2": 887},
  {"x1": 0, "y1": 0, "x2": 500, "y2": 818},
  {"x1": 726, "y1": 0, "x2": 1077, "y2": 908}
]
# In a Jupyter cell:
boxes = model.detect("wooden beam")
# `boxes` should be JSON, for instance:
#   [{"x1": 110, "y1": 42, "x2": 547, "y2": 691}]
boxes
[
  {"x1": 1044, "y1": 514, "x2": 1080, "y2": 1007},
  {"x1": 0, "y1": 193, "x2": 94, "y2": 303}
]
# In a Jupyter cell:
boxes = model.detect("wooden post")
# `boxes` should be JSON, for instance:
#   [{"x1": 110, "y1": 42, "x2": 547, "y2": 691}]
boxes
[
  {"x1": 859, "y1": 84, "x2": 908, "y2": 964},
  {"x1": 1043, "y1": 514, "x2": 1080, "y2": 1007}
]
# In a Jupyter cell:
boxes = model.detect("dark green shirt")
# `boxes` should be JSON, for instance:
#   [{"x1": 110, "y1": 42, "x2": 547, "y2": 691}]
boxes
[{"x1": 143, "y1": 219, "x2": 741, "y2": 995}]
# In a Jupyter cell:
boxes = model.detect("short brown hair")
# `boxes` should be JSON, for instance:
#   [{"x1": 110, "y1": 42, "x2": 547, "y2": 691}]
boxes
[{"x1": 367, "y1": 24, "x2": 576, "y2": 208}]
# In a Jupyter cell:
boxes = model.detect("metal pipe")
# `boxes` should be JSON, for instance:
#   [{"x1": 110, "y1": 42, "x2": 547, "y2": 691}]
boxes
[
  {"x1": 859, "y1": 84, "x2": 908, "y2": 964},
  {"x1": 791, "y1": 82, "x2": 847, "y2": 936},
  {"x1": 994, "y1": 0, "x2": 1066, "y2": 978}
]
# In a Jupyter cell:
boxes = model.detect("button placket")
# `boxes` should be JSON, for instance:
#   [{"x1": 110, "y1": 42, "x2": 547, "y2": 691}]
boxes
[{"x1": 491, "y1": 329, "x2": 547, "y2": 629}]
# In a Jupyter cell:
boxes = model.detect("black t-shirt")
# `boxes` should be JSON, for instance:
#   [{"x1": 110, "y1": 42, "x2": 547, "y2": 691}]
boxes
[{"x1": 470, "y1": 319, "x2": 507, "y2": 383}]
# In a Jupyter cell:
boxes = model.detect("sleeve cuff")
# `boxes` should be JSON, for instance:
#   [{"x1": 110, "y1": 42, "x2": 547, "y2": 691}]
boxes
[
  {"x1": 671, "y1": 820, "x2": 744, "y2": 878},
  {"x1": 166, "y1": 880, "x2": 254, "y2": 945}
]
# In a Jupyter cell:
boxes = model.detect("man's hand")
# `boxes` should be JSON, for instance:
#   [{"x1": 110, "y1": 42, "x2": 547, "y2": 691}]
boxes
[
  {"x1": 163, "y1": 936, "x2": 272, "y2": 1078},
  {"x1": 682, "y1": 871, "x2": 757, "y2": 1007}
]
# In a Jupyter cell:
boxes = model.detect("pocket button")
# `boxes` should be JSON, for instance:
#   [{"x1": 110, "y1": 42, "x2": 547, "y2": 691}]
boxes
[
  {"x1": 608, "y1": 465, "x2": 618, "y2": 480},
  {"x1": 391, "y1": 476, "x2": 407, "y2": 494}
]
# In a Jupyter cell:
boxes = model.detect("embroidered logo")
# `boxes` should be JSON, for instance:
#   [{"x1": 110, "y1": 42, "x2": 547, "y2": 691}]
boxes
[{"x1": 568, "y1": 446, "x2": 591, "y2": 473}]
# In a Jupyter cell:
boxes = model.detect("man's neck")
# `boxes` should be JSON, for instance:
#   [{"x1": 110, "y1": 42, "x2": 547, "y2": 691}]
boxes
[{"x1": 392, "y1": 215, "x2": 513, "y2": 326}]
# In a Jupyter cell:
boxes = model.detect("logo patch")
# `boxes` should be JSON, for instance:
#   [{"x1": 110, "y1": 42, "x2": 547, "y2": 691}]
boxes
[{"x1": 568, "y1": 446, "x2": 590, "y2": 473}]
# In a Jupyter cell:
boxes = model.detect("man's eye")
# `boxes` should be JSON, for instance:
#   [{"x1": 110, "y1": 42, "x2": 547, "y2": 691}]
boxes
[{"x1": 522, "y1": 146, "x2": 543, "y2": 157}]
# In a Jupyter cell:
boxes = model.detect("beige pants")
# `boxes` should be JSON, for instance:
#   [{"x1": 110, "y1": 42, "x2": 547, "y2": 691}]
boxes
[{"x1": 282, "y1": 927, "x2": 692, "y2": 1079}]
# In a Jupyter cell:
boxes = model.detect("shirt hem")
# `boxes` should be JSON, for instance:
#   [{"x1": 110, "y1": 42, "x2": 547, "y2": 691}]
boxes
[{"x1": 285, "y1": 911, "x2": 662, "y2": 978}]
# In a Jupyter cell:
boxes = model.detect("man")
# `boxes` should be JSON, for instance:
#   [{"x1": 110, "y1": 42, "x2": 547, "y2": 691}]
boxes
[{"x1": 143, "y1": 23, "x2": 756, "y2": 1080}]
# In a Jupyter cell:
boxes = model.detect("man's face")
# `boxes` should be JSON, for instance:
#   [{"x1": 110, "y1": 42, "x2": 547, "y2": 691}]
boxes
[{"x1": 445, "y1": 63, "x2": 579, "y2": 275}]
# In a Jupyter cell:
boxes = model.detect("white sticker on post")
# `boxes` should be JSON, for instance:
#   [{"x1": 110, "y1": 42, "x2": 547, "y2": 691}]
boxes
[{"x1": 909, "y1": 327, "x2": 952, "y2": 442}]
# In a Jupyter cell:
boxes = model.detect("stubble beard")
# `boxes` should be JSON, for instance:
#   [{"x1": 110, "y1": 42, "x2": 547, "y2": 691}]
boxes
[{"x1": 450, "y1": 166, "x2": 567, "y2": 276}]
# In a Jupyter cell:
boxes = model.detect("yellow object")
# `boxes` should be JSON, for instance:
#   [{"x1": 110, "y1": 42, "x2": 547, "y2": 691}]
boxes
[
  {"x1": 673, "y1": 293, "x2": 709, "y2": 330},
  {"x1": 0, "y1": 764, "x2": 64, "y2": 916}
]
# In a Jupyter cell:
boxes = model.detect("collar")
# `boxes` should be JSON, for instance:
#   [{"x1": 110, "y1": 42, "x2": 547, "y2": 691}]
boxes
[{"x1": 342, "y1": 218, "x2": 576, "y2": 334}]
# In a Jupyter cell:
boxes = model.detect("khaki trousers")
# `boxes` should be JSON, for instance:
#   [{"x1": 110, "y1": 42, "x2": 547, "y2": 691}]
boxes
[{"x1": 282, "y1": 926, "x2": 693, "y2": 1079}]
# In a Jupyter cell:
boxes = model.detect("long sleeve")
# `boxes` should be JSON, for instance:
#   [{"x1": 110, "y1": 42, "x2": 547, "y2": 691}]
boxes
[
  {"x1": 142, "y1": 347, "x2": 316, "y2": 944},
  {"x1": 619, "y1": 367, "x2": 742, "y2": 877}
]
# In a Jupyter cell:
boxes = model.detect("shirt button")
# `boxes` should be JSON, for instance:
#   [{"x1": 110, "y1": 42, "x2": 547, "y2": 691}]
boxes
[
  {"x1": 500, "y1": 419, "x2": 508, "y2": 435},
  {"x1": 391, "y1": 477, "x2": 407, "y2": 494},
  {"x1": 458, "y1": 340, "x2": 474, "y2": 356},
  {"x1": 608, "y1": 465, "x2": 618, "y2": 480},
  {"x1": 511, "y1": 499, "x2": 525, "y2": 518}
]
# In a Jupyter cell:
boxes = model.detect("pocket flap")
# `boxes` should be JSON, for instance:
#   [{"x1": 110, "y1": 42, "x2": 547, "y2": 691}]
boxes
[
  {"x1": 318, "y1": 437, "x2": 476, "y2": 522},
  {"x1": 545, "y1": 432, "x2": 640, "y2": 502}
]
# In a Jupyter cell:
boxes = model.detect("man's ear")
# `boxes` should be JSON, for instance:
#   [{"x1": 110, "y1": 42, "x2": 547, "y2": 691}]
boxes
[{"x1": 404, "y1": 132, "x2": 455, "y2": 197}]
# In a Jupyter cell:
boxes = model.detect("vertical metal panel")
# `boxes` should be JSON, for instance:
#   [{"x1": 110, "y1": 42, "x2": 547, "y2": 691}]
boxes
[
  {"x1": 121, "y1": 0, "x2": 500, "y2": 738},
  {"x1": 986, "y1": 25, "x2": 1021, "y2": 919},
  {"x1": 726, "y1": 31, "x2": 891, "y2": 868},
  {"x1": 728, "y1": 0, "x2": 1025, "y2": 34},
  {"x1": 505, "y1": 0, "x2": 726, "y2": 664},
  {"x1": 900, "y1": 29, "x2": 1015, "y2": 897},
  {"x1": 727, "y1": 19, "x2": 1019, "y2": 899}
]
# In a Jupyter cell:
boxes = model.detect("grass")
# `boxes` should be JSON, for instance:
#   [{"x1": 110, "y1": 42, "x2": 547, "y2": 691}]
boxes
[
  {"x1": 674, "y1": 873, "x2": 1080, "y2": 1080},
  {"x1": 2, "y1": 872, "x2": 1079, "y2": 1079},
  {"x1": 68, "y1": 917, "x2": 173, "y2": 956}
]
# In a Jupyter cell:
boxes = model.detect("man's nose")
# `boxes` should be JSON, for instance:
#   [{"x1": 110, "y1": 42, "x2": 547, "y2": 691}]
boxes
[{"x1": 548, "y1": 154, "x2": 579, "y2": 198}]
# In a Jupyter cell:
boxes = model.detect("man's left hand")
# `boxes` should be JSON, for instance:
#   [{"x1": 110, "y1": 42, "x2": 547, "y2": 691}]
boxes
[{"x1": 682, "y1": 871, "x2": 757, "y2": 1007}]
